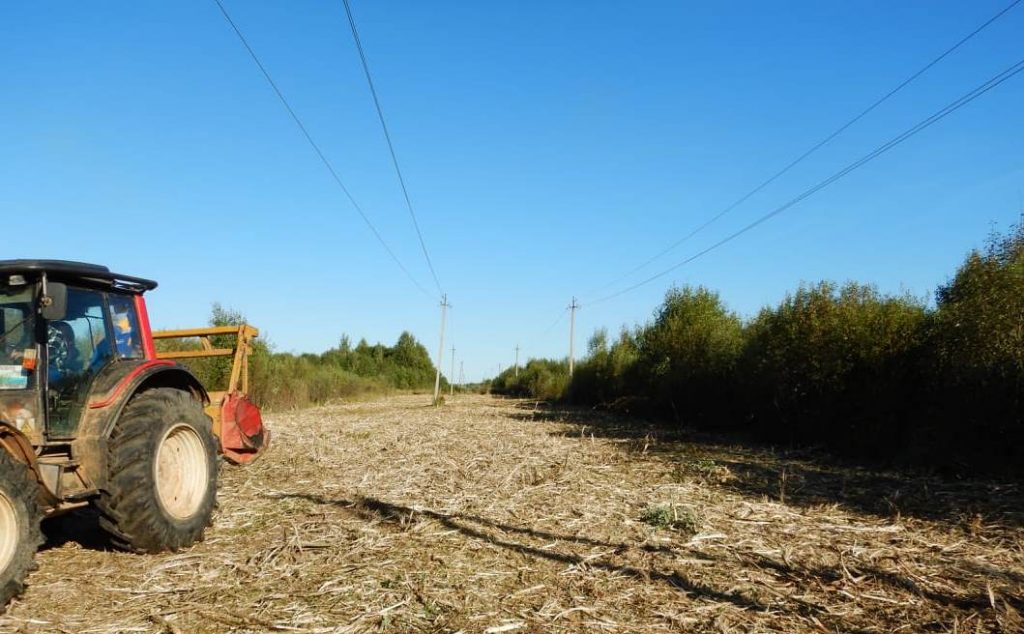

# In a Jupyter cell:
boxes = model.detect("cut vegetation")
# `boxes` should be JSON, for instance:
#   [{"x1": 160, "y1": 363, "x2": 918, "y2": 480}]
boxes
[{"x1": 2, "y1": 395, "x2": 1021, "y2": 633}]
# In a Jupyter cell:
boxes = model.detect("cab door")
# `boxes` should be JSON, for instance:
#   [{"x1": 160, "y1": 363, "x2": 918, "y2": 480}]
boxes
[{"x1": 45, "y1": 287, "x2": 113, "y2": 439}]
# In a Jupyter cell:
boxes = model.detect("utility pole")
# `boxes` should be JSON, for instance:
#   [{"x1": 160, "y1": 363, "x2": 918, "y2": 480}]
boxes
[
  {"x1": 449, "y1": 345, "x2": 456, "y2": 396},
  {"x1": 498, "y1": 363, "x2": 503, "y2": 376},
  {"x1": 459, "y1": 361, "x2": 464, "y2": 389},
  {"x1": 432, "y1": 294, "x2": 449, "y2": 405},
  {"x1": 514, "y1": 345, "x2": 520, "y2": 377},
  {"x1": 569, "y1": 297, "x2": 579, "y2": 377}
]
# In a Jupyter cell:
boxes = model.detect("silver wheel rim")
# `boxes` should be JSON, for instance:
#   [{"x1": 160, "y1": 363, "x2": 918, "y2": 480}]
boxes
[
  {"x1": 0, "y1": 490, "x2": 19, "y2": 573},
  {"x1": 155, "y1": 424, "x2": 209, "y2": 520}
]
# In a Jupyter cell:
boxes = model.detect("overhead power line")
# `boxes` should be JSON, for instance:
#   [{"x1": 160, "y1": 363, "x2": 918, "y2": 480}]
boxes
[
  {"x1": 541, "y1": 307, "x2": 569, "y2": 337},
  {"x1": 588, "y1": 55, "x2": 1024, "y2": 306},
  {"x1": 514, "y1": 307, "x2": 568, "y2": 366},
  {"x1": 589, "y1": 0, "x2": 1022, "y2": 295},
  {"x1": 341, "y1": 0, "x2": 444, "y2": 297},
  {"x1": 211, "y1": 0, "x2": 432, "y2": 299}
]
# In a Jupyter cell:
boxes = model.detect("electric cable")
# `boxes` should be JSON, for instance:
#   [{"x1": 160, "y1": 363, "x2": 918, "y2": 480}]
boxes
[
  {"x1": 212, "y1": 0, "x2": 433, "y2": 299},
  {"x1": 588, "y1": 0, "x2": 1022, "y2": 296},
  {"x1": 341, "y1": 0, "x2": 445, "y2": 297},
  {"x1": 588, "y1": 55, "x2": 1024, "y2": 306},
  {"x1": 541, "y1": 307, "x2": 568, "y2": 337}
]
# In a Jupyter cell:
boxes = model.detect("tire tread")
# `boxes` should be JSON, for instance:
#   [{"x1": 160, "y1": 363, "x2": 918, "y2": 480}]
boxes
[
  {"x1": 95, "y1": 388, "x2": 217, "y2": 553},
  {"x1": 0, "y1": 451, "x2": 43, "y2": 610}
]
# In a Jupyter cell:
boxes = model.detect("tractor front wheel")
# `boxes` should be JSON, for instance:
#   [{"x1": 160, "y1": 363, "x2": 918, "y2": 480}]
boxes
[
  {"x1": 0, "y1": 450, "x2": 43, "y2": 610},
  {"x1": 97, "y1": 388, "x2": 218, "y2": 552}
]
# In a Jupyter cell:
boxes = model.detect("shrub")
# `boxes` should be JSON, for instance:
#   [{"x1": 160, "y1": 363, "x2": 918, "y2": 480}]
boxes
[
  {"x1": 492, "y1": 358, "x2": 570, "y2": 401},
  {"x1": 570, "y1": 286, "x2": 743, "y2": 424},
  {"x1": 923, "y1": 220, "x2": 1024, "y2": 472},
  {"x1": 635, "y1": 286, "x2": 744, "y2": 425},
  {"x1": 742, "y1": 281, "x2": 926, "y2": 458},
  {"x1": 569, "y1": 327, "x2": 640, "y2": 405}
]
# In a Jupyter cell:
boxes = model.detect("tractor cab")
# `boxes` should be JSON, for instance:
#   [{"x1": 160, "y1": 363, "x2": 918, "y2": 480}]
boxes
[{"x1": 0, "y1": 260, "x2": 158, "y2": 447}]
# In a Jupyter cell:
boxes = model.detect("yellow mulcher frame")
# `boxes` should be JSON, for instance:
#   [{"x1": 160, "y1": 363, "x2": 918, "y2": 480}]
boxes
[{"x1": 150, "y1": 325, "x2": 259, "y2": 438}]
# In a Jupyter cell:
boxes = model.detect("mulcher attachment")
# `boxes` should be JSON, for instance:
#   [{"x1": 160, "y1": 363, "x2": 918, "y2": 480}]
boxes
[{"x1": 219, "y1": 392, "x2": 269, "y2": 464}]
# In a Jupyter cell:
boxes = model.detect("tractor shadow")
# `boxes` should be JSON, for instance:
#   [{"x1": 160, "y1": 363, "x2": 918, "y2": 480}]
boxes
[
  {"x1": 508, "y1": 401, "x2": 1024, "y2": 530},
  {"x1": 41, "y1": 507, "x2": 115, "y2": 552}
]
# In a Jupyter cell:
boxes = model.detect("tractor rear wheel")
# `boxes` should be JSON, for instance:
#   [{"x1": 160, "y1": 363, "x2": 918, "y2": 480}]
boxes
[
  {"x1": 96, "y1": 388, "x2": 218, "y2": 552},
  {"x1": 0, "y1": 450, "x2": 43, "y2": 610}
]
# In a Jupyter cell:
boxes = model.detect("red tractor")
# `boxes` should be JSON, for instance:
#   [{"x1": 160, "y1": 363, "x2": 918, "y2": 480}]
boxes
[{"x1": 0, "y1": 260, "x2": 269, "y2": 608}]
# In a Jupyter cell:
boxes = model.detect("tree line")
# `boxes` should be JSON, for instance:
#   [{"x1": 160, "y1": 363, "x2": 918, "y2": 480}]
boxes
[
  {"x1": 159, "y1": 304, "x2": 445, "y2": 411},
  {"x1": 493, "y1": 219, "x2": 1024, "y2": 476}
]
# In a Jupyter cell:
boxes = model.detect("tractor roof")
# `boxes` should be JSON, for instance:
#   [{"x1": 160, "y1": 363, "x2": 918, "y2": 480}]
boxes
[{"x1": 0, "y1": 260, "x2": 158, "y2": 293}]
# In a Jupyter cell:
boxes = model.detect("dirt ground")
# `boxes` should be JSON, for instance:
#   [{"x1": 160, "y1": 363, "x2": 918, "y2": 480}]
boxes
[{"x1": 2, "y1": 394, "x2": 1023, "y2": 633}]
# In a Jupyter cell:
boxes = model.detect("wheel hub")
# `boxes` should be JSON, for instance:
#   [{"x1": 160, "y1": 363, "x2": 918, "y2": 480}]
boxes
[{"x1": 155, "y1": 424, "x2": 210, "y2": 520}]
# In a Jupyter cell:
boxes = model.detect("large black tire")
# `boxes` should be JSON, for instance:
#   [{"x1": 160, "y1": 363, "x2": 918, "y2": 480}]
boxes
[
  {"x1": 96, "y1": 388, "x2": 218, "y2": 553},
  {"x1": 0, "y1": 450, "x2": 43, "y2": 610}
]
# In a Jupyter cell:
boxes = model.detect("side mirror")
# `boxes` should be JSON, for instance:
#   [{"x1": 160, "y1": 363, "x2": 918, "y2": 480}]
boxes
[{"x1": 41, "y1": 282, "x2": 68, "y2": 321}]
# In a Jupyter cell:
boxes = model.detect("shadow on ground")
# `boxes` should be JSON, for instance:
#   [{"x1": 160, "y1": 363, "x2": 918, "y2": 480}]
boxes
[
  {"x1": 41, "y1": 507, "x2": 114, "y2": 552},
  {"x1": 508, "y1": 401, "x2": 1024, "y2": 529},
  {"x1": 272, "y1": 491, "x2": 1023, "y2": 630},
  {"x1": 274, "y1": 492, "x2": 797, "y2": 618}
]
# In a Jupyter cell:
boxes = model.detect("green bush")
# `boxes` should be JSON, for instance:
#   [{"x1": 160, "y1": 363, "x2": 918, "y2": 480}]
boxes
[
  {"x1": 570, "y1": 286, "x2": 743, "y2": 424},
  {"x1": 742, "y1": 282, "x2": 927, "y2": 458},
  {"x1": 491, "y1": 358, "x2": 570, "y2": 400},
  {"x1": 636, "y1": 286, "x2": 744, "y2": 425},
  {"x1": 922, "y1": 221, "x2": 1024, "y2": 470},
  {"x1": 568, "y1": 327, "x2": 640, "y2": 406}
]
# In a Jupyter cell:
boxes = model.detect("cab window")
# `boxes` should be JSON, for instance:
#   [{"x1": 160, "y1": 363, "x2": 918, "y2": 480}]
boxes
[
  {"x1": 0, "y1": 285, "x2": 36, "y2": 390},
  {"x1": 52, "y1": 288, "x2": 109, "y2": 377},
  {"x1": 107, "y1": 295, "x2": 143, "y2": 359}
]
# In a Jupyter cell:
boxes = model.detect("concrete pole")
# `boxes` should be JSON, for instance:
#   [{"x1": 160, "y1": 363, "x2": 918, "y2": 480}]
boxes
[
  {"x1": 449, "y1": 345, "x2": 456, "y2": 396},
  {"x1": 432, "y1": 294, "x2": 449, "y2": 405},
  {"x1": 569, "y1": 297, "x2": 578, "y2": 377}
]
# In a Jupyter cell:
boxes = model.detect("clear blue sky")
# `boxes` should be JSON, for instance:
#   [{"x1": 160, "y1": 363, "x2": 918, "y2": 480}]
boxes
[{"x1": 3, "y1": 1, "x2": 1022, "y2": 382}]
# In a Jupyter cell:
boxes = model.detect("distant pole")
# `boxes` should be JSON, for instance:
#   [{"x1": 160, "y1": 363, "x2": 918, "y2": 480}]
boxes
[
  {"x1": 498, "y1": 363, "x2": 503, "y2": 376},
  {"x1": 459, "y1": 361, "x2": 464, "y2": 389},
  {"x1": 432, "y1": 294, "x2": 450, "y2": 405},
  {"x1": 514, "y1": 345, "x2": 520, "y2": 377},
  {"x1": 449, "y1": 345, "x2": 456, "y2": 396},
  {"x1": 569, "y1": 297, "x2": 579, "y2": 377}
]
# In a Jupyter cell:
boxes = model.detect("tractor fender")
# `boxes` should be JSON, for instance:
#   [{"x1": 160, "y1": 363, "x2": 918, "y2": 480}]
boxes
[
  {"x1": 72, "y1": 361, "x2": 209, "y2": 492},
  {"x1": 91, "y1": 361, "x2": 210, "y2": 439}
]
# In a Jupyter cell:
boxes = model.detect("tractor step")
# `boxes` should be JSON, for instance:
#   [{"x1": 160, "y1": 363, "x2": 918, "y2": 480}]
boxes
[{"x1": 36, "y1": 454, "x2": 95, "y2": 501}]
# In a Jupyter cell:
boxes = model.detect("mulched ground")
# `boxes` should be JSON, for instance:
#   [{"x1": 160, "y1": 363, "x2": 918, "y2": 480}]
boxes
[{"x1": 2, "y1": 394, "x2": 1022, "y2": 633}]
